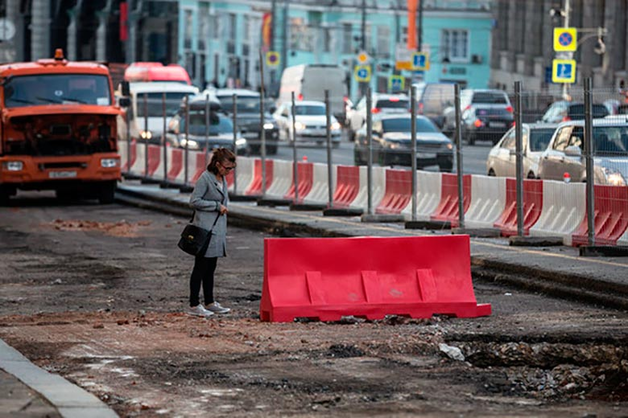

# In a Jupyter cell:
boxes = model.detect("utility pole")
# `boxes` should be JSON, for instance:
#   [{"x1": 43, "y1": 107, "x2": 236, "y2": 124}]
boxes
[
  {"x1": 417, "y1": 0, "x2": 423, "y2": 51},
  {"x1": 562, "y1": 0, "x2": 571, "y2": 100},
  {"x1": 281, "y1": 0, "x2": 288, "y2": 74},
  {"x1": 270, "y1": 0, "x2": 276, "y2": 92},
  {"x1": 360, "y1": 0, "x2": 366, "y2": 51}
]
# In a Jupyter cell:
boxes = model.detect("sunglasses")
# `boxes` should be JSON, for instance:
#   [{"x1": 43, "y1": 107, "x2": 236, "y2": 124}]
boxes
[{"x1": 220, "y1": 162, "x2": 236, "y2": 171}]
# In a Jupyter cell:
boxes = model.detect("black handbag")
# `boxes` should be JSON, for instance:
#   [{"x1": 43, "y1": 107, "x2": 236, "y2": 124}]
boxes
[{"x1": 177, "y1": 213, "x2": 220, "y2": 256}]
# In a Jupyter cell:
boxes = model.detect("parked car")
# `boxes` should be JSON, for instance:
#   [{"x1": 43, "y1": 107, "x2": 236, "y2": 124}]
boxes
[
  {"x1": 214, "y1": 88, "x2": 279, "y2": 155},
  {"x1": 442, "y1": 89, "x2": 512, "y2": 135},
  {"x1": 347, "y1": 93, "x2": 410, "y2": 141},
  {"x1": 165, "y1": 97, "x2": 249, "y2": 155},
  {"x1": 539, "y1": 101, "x2": 609, "y2": 123},
  {"x1": 461, "y1": 105, "x2": 515, "y2": 145},
  {"x1": 415, "y1": 82, "x2": 456, "y2": 129},
  {"x1": 354, "y1": 114, "x2": 454, "y2": 172},
  {"x1": 537, "y1": 119, "x2": 628, "y2": 185},
  {"x1": 272, "y1": 100, "x2": 342, "y2": 146},
  {"x1": 486, "y1": 123, "x2": 558, "y2": 179}
]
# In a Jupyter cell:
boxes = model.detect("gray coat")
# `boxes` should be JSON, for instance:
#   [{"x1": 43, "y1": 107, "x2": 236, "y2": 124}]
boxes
[{"x1": 190, "y1": 170, "x2": 229, "y2": 258}]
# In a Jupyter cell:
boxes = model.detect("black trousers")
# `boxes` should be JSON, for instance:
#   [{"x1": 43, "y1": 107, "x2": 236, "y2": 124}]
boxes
[{"x1": 189, "y1": 256, "x2": 218, "y2": 307}]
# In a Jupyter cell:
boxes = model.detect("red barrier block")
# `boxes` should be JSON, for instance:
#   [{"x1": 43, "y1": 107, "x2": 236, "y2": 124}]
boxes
[
  {"x1": 122, "y1": 139, "x2": 137, "y2": 171},
  {"x1": 376, "y1": 169, "x2": 412, "y2": 214},
  {"x1": 167, "y1": 148, "x2": 183, "y2": 181},
  {"x1": 494, "y1": 178, "x2": 543, "y2": 236},
  {"x1": 146, "y1": 145, "x2": 161, "y2": 177},
  {"x1": 572, "y1": 185, "x2": 628, "y2": 246},
  {"x1": 246, "y1": 159, "x2": 274, "y2": 196},
  {"x1": 333, "y1": 165, "x2": 360, "y2": 208},
  {"x1": 191, "y1": 151, "x2": 210, "y2": 183},
  {"x1": 284, "y1": 162, "x2": 314, "y2": 203},
  {"x1": 260, "y1": 235, "x2": 491, "y2": 322},
  {"x1": 430, "y1": 173, "x2": 472, "y2": 227}
]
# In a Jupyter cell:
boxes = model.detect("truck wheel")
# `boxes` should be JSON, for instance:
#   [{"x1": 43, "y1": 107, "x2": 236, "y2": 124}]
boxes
[
  {"x1": 98, "y1": 181, "x2": 116, "y2": 204},
  {"x1": 0, "y1": 186, "x2": 10, "y2": 206}
]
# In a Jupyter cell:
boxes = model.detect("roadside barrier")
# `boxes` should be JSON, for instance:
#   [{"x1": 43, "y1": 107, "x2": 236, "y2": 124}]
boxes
[
  {"x1": 376, "y1": 169, "x2": 413, "y2": 214},
  {"x1": 353, "y1": 166, "x2": 386, "y2": 212},
  {"x1": 264, "y1": 160, "x2": 293, "y2": 200},
  {"x1": 145, "y1": 145, "x2": 162, "y2": 178},
  {"x1": 332, "y1": 166, "x2": 361, "y2": 208},
  {"x1": 302, "y1": 163, "x2": 335, "y2": 206},
  {"x1": 231, "y1": 156, "x2": 254, "y2": 193},
  {"x1": 260, "y1": 235, "x2": 492, "y2": 322},
  {"x1": 529, "y1": 181, "x2": 586, "y2": 245},
  {"x1": 284, "y1": 162, "x2": 314, "y2": 203},
  {"x1": 167, "y1": 148, "x2": 185, "y2": 184},
  {"x1": 120, "y1": 139, "x2": 136, "y2": 172},
  {"x1": 401, "y1": 171, "x2": 443, "y2": 220},
  {"x1": 494, "y1": 179, "x2": 543, "y2": 236},
  {"x1": 430, "y1": 173, "x2": 472, "y2": 227},
  {"x1": 130, "y1": 142, "x2": 145, "y2": 177},
  {"x1": 245, "y1": 159, "x2": 274, "y2": 196},
  {"x1": 464, "y1": 175, "x2": 506, "y2": 229},
  {"x1": 572, "y1": 185, "x2": 628, "y2": 246}
]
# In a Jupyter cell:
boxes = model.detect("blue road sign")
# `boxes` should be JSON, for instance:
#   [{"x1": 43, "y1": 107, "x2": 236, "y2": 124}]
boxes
[
  {"x1": 552, "y1": 59, "x2": 576, "y2": 83},
  {"x1": 411, "y1": 52, "x2": 429, "y2": 71},
  {"x1": 354, "y1": 65, "x2": 371, "y2": 82}
]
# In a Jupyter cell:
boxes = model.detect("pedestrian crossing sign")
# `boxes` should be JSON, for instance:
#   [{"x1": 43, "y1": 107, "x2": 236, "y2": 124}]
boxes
[
  {"x1": 552, "y1": 59, "x2": 576, "y2": 83},
  {"x1": 388, "y1": 75, "x2": 405, "y2": 93},
  {"x1": 553, "y1": 28, "x2": 577, "y2": 52}
]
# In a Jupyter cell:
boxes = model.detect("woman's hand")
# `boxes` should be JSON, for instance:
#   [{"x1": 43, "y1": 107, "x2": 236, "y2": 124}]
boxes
[{"x1": 219, "y1": 204, "x2": 228, "y2": 215}]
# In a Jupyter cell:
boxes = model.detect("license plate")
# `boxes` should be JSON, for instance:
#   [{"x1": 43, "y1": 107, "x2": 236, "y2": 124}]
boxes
[
  {"x1": 490, "y1": 122, "x2": 506, "y2": 128},
  {"x1": 49, "y1": 171, "x2": 77, "y2": 179},
  {"x1": 243, "y1": 132, "x2": 258, "y2": 138},
  {"x1": 417, "y1": 153, "x2": 436, "y2": 159}
]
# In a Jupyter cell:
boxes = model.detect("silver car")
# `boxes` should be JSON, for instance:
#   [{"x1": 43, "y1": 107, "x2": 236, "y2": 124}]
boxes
[
  {"x1": 486, "y1": 123, "x2": 558, "y2": 179},
  {"x1": 538, "y1": 120, "x2": 628, "y2": 185}
]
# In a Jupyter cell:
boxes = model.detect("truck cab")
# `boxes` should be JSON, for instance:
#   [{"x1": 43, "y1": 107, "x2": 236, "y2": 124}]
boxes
[{"x1": 0, "y1": 49, "x2": 122, "y2": 204}]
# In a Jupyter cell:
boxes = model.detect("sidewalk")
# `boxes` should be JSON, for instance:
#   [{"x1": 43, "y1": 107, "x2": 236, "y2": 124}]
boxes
[
  {"x1": 117, "y1": 180, "x2": 628, "y2": 310},
  {"x1": 0, "y1": 339, "x2": 117, "y2": 418}
]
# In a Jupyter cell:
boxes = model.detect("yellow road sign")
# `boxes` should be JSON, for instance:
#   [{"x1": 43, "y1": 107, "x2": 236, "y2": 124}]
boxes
[
  {"x1": 266, "y1": 51, "x2": 280, "y2": 68},
  {"x1": 354, "y1": 65, "x2": 371, "y2": 82},
  {"x1": 552, "y1": 59, "x2": 576, "y2": 83},
  {"x1": 357, "y1": 51, "x2": 370, "y2": 64},
  {"x1": 553, "y1": 28, "x2": 577, "y2": 52},
  {"x1": 388, "y1": 75, "x2": 405, "y2": 92}
]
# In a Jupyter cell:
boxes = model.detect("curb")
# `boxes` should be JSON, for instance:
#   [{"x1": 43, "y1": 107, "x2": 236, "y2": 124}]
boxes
[{"x1": 0, "y1": 339, "x2": 118, "y2": 418}]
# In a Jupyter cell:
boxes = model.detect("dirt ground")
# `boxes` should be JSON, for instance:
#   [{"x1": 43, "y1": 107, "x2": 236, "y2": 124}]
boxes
[{"x1": 1, "y1": 194, "x2": 627, "y2": 417}]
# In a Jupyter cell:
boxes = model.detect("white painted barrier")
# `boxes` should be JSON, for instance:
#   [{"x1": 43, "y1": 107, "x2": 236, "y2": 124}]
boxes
[
  {"x1": 264, "y1": 160, "x2": 293, "y2": 200},
  {"x1": 231, "y1": 156, "x2": 255, "y2": 194},
  {"x1": 464, "y1": 175, "x2": 507, "y2": 229},
  {"x1": 530, "y1": 180, "x2": 586, "y2": 246},
  {"x1": 303, "y1": 162, "x2": 336, "y2": 205},
  {"x1": 401, "y1": 171, "x2": 442, "y2": 220},
  {"x1": 353, "y1": 166, "x2": 386, "y2": 212}
]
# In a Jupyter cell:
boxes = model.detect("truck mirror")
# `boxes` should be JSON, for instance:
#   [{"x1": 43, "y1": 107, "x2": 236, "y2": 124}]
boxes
[
  {"x1": 118, "y1": 97, "x2": 131, "y2": 108},
  {"x1": 121, "y1": 81, "x2": 131, "y2": 97}
]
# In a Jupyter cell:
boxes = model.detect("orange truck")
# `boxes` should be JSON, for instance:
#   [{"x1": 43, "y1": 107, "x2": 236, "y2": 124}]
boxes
[{"x1": 0, "y1": 49, "x2": 122, "y2": 204}]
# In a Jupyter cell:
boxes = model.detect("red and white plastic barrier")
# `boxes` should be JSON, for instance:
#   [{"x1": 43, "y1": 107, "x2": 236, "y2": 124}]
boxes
[
  {"x1": 464, "y1": 175, "x2": 507, "y2": 229},
  {"x1": 401, "y1": 171, "x2": 442, "y2": 221},
  {"x1": 376, "y1": 169, "x2": 413, "y2": 214},
  {"x1": 264, "y1": 160, "x2": 293, "y2": 200},
  {"x1": 353, "y1": 166, "x2": 386, "y2": 212},
  {"x1": 302, "y1": 163, "x2": 336, "y2": 206},
  {"x1": 493, "y1": 179, "x2": 543, "y2": 236}
]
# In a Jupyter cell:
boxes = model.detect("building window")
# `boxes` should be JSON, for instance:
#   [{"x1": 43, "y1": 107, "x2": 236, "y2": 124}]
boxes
[
  {"x1": 183, "y1": 9, "x2": 193, "y2": 50},
  {"x1": 376, "y1": 26, "x2": 390, "y2": 57},
  {"x1": 441, "y1": 29, "x2": 469, "y2": 62},
  {"x1": 342, "y1": 23, "x2": 352, "y2": 54},
  {"x1": 198, "y1": 4, "x2": 210, "y2": 50},
  {"x1": 323, "y1": 27, "x2": 331, "y2": 53},
  {"x1": 227, "y1": 13, "x2": 237, "y2": 54},
  {"x1": 290, "y1": 17, "x2": 314, "y2": 52}
]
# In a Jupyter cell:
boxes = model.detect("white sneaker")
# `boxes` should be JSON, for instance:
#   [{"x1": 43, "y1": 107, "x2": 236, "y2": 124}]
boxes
[
  {"x1": 205, "y1": 301, "x2": 231, "y2": 314},
  {"x1": 187, "y1": 305, "x2": 214, "y2": 317}
]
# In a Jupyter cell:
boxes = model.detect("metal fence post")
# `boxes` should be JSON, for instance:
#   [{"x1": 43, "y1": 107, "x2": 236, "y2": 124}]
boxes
[
  {"x1": 455, "y1": 84, "x2": 465, "y2": 229},
  {"x1": 143, "y1": 92, "x2": 149, "y2": 179},
  {"x1": 291, "y1": 92, "x2": 299, "y2": 203},
  {"x1": 325, "y1": 90, "x2": 334, "y2": 208},
  {"x1": 259, "y1": 49, "x2": 267, "y2": 196},
  {"x1": 183, "y1": 95, "x2": 189, "y2": 187},
  {"x1": 162, "y1": 92, "x2": 168, "y2": 184},
  {"x1": 126, "y1": 97, "x2": 131, "y2": 176},
  {"x1": 410, "y1": 85, "x2": 417, "y2": 221},
  {"x1": 366, "y1": 88, "x2": 373, "y2": 215},
  {"x1": 231, "y1": 94, "x2": 238, "y2": 194},
  {"x1": 514, "y1": 81, "x2": 524, "y2": 237},
  {"x1": 584, "y1": 77, "x2": 595, "y2": 246}
]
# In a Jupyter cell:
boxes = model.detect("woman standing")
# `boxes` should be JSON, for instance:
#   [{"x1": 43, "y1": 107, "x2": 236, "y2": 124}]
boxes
[{"x1": 187, "y1": 148, "x2": 236, "y2": 317}]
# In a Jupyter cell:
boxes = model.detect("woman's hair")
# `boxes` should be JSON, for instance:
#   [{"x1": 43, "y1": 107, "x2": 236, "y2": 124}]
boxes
[{"x1": 207, "y1": 148, "x2": 236, "y2": 174}]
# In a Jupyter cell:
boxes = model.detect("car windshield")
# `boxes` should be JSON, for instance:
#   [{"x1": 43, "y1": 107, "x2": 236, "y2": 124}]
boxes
[
  {"x1": 382, "y1": 118, "x2": 439, "y2": 133},
  {"x1": 217, "y1": 96, "x2": 261, "y2": 113},
  {"x1": 567, "y1": 104, "x2": 609, "y2": 119},
  {"x1": 4, "y1": 74, "x2": 112, "y2": 108},
  {"x1": 472, "y1": 92, "x2": 508, "y2": 104},
  {"x1": 593, "y1": 126, "x2": 628, "y2": 156},
  {"x1": 295, "y1": 105, "x2": 326, "y2": 116},
  {"x1": 528, "y1": 128, "x2": 555, "y2": 152},
  {"x1": 136, "y1": 92, "x2": 195, "y2": 117},
  {"x1": 376, "y1": 99, "x2": 409, "y2": 109},
  {"x1": 181, "y1": 111, "x2": 233, "y2": 136}
]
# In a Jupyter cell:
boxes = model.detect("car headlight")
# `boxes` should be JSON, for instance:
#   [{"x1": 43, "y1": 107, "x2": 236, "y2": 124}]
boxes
[
  {"x1": 101, "y1": 158, "x2": 120, "y2": 168},
  {"x1": 446, "y1": 143, "x2": 454, "y2": 150},
  {"x1": 331, "y1": 122, "x2": 341, "y2": 131},
  {"x1": 180, "y1": 139, "x2": 199, "y2": 150},
  {"x1": 140, "y1": 130, "x2": 152, "y2": 140},
  {"x1": 602, "y1": 167, "x2": 626, "y2": 186},
  {"x1": 2, "y1": 161, "x2": 24, "y2": 171},
  {"x1": 263, "y1": 122, "x2": 275, "y2": 130},
  {"x1": 236, "y1": 137, "x2": 247, "y2": 147},
  {"x1": 294, "y1": 122, "x2": 306, "y2": 131}
]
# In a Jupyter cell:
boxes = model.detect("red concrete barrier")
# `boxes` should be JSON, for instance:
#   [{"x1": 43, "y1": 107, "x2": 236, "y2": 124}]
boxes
[
  {"x1": 284, "y1": 162, "x2": 314, "y2": 203},
  {"x1": 332, "y1": 165, "x2": 361, "y2": 208},
  {"x1": 375, "y1": 169, "x2": 412, "y2": 214},
  {"x1": 430, "y1": 173, "x2": 472, "y2": 227},
  {"x1": 260, "y1": 235, "x2": 491, "y2": 322},
  {"x1": 494, "y1": 178, "x2": 543, "y2": 236},
  {"x1": 572, "y1": 185, "x2": 628, "y2": 246},
  {"x1": 145, "y1": 145, "x2": 161, "y2": 177},
  {"x1": 122, "y1": 139, "x2": 137, "y2": 172},
  {"x1": 167, "y1": 148, "x2": 183, "y2": 182},
  {"x1": 191, "y1": 151, "x2": 210, "y2": 184},
  {"x1": 245, "y1": 159, "x2": 274, "y2": 196}
]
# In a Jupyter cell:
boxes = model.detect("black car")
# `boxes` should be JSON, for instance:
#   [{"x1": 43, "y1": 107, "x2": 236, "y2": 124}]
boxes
[
  {"x1": 215, "y1": 90, "x2": 279, "y2": 155},
  {"x1": 354, "y1": 115, "x2": 454, "y2": 172},
  {"x1": 540, "y1": 101, "x2": 610, "y2": 123},
  {"x1": 461, "y1": 105, "x2": 514, "y2": 145},
  {"x1": 166, "y1": 99, "x2": 250, "y2": 155}
]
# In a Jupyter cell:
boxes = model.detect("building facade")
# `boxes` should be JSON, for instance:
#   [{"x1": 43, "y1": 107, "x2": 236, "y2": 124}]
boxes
[{"x1": 177, "y1": 0, "x2": 493, "y2": 101}]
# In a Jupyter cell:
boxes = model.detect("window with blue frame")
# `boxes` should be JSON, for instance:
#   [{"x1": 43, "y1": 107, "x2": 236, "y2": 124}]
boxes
[{"x1": 441, "y1": 29, "x2": 469, "y2": 62}]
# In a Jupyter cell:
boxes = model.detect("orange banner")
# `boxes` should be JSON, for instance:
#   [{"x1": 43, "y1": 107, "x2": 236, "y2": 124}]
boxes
[
  {"x1": 262, "y1": 13, "x2": 272, "y2": 52},
  {"x1": 407, "y1": 0, "x2": 417, "y2": 50}
]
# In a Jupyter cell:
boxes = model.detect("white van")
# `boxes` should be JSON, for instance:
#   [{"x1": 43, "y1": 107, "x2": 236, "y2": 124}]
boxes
[
  {"x1": 278, "y1": 64, "x2": 349, "y2": 124},
  {"x1": 117, "y1": 82, "x2": 200, "y2": 143}
]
